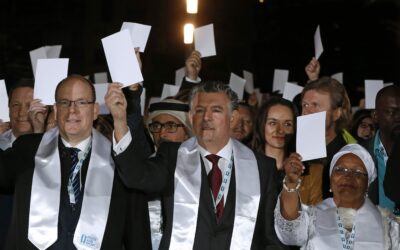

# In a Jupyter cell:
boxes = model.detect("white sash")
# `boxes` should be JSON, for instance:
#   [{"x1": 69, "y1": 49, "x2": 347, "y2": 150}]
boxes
[
  {"x1": 28, "y1": 128, "x2": 114, "y2": 250},
  {"x1": 170, "y1": 137, "x2": 260, "y2": 250},
  {"x1": 313, "y1": 198, "x2": 385, "y2": 250}
]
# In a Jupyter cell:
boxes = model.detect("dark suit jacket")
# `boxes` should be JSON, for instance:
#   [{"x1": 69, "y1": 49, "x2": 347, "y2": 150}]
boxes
[
  {"x1": 0, "y1": 133, "x2": 151, "y2": 250},
  {"x1": 116, "y1": 139, "x2": 287, "y2": 250},
  {"x1": 384, "y1": 136, "x2": 400, "y2": 204}
]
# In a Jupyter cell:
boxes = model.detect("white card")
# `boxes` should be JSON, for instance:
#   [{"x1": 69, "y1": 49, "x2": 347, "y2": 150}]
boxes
[
  {"x1": 140, "y1": 87, "x2": 146, "y2": 116},
  {"x1": 229, "y1": 73, "x2": 246, "y2": 100},
  {"x1": 331, "y1": 72, "x2": 343, "y2": 84},
  {"x1": 101, "y1": 29, "x2": 143, "y2": 87},
  {"x1": 175, "y1": 67, "x2": 186, "y2": 86},
  {"x1": 365, "y1": 80, "x2": 384, "y2": 109},
  {"x1": 94, "y1": 83, "x2": 109, "y2": 114},
  {"x1": 94, "y1": 72, "x2": 108, "y2": 83},
  {"x1": 283, "y1": 82, "x2": 303, "y2": 102},
  {"x1": 194, "y1": 24, "x2": 216, "y2": 58},
  {"x1": 120, "y1": 22, "x2": 152, "y2": 52},
  {"x1": 314, "y1": 25, "x2": 323, "y2": 59},
  {"x1": 45, "y1": 45, "x2": 62, "y2": 58},
  {"x1": 161, "y1": 84, "x2": 180, "y2": 100},
  {"x1": 296, "y1": 111, "x2": 327, "y2": 161},
  {"x1": 30, "y1": 45, "x2": 62, "y2": 76},
  {"x1": 33, "y1": 58, "x2": 69, "y2": 105},
  {"x1": 273, "y1": 69, "x2": 289, "y2": 93},
  {"x1": 384, "y1": 82, "x2": 394, "y2": 87},
  {"x1": 0, "y1": 80, "x2": 9, "y2": 122},
  {"x1": 243, "y1": 70, "x2": 254, "y2": 94}
]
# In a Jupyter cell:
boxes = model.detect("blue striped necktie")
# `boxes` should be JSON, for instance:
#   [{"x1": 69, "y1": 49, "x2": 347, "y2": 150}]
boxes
[{"x1": 69, "y1": 147, "x2": 81, "y2": 204}]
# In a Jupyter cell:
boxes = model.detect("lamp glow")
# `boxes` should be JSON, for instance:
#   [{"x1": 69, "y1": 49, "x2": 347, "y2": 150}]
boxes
[
  {"x1": 184, "y1": 24, "x2": 194, "y2": 44},
  {"x1": 186, "y1": 0, "x2": 198, "y2": 14}
]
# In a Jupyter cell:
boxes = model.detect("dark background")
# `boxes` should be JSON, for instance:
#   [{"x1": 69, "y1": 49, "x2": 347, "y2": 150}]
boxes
[{"x1": 1, "y1": 0, "x2": 399, "y2": 105}]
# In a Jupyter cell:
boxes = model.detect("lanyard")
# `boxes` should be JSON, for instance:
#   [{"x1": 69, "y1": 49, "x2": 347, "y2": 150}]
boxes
[
  {"x1": 68, "y1": 139, "x2": 92, "y2": 204},
  {"x1": 336, "y1": 209, "x2": 356, "y2": 250},
  {"x1": 212, "y1": 154, "x2": 233, "y2": 210}
]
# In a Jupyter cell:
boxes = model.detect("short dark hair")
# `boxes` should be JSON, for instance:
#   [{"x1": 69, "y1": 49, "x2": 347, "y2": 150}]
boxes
[
  {"x1": 54, "y1": 75, "x2": 96, "y2": 102},
  {"x1": 302, "y1": 76, "x2": 351, "y2": 133},
  {"x1": 8, "y1": 78, "x2": 34, "y2": 105},
  {"x1": 189, "y1": 81, "x2": 239, "y2": 112},
  {"x1": 375, "y1": 85, "x2": 400, "y2": 108}
]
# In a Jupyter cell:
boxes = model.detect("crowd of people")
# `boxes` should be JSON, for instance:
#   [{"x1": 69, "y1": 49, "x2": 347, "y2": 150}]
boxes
[{"x1": 0, "y1": 49, "x2": 399, "y2": 250}]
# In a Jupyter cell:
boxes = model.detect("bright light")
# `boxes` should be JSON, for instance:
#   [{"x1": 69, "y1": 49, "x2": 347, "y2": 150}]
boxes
[
  {"x1": 187, "y1": 0, "x2": 198, "y2": 14},
  {"x1": 184, "y1": 24, "x2": 194, "y2": 44}
]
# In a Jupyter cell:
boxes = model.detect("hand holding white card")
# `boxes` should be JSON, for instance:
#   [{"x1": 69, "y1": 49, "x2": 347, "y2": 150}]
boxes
[
  {"x1": 283, "y1": 82, "x2": 303, "y2": 102},
  {"x1": 94, "y1": 83, "x2": 109, "y2": 114},
  {"x1": 243, "y1": 70, "x2": 254, "y2": 94},
  {"x1": 296, "y1": 111, "x2": 327, "y2": 161},
  {"x1": 314, "y1": 25, "x2": 323, "y2": 59},
  {"x1": 273, "y1": 69, "x2": 289, "y2": 93},
  {"x1": 229, "y1": 73, "x2": 246, "y2": 100},
  {"x1": 33, "y1": 59, "x2": 69, "y2": 105},
  {"x1": 0, "y1": 80, "x2": 9, "y2": 122},
  {"x1": 102, "y1": 29, "x2": 143, "y2": 87},
  {"x1": 120, "y1": 22, "x2": 151, "y2": 52},
  {"x1": 194, "y1": 24, "x2": 216, "y2": 58},
  {"x1": 365, "y1": 80, "x2": 384, "y2": 109}
]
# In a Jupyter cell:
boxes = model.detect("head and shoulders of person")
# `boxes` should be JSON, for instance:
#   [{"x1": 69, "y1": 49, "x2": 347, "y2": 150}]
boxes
[
  {"x1": 146, "y1": 98, "x2": 192, "y2": 152},
  {"x1": 13, "y1": 75, "x2": 99, "y2": 150},
  {"x1": 3, "y1": 78, "x2": 35, "y2": 141},
  {"x1": 368, "y1": 85, "x2": 400, "y2": 156},
  {"x1": 301, "y1": 76, "x2": 354, "y2": 150}
]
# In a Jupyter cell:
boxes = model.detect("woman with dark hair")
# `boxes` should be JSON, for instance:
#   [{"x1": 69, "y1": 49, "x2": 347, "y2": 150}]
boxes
[
  {"x1": 350, "y1": 109, "x2": 375, "y2": 143},
  {"x1": 252, "y1": 97, "x2": 297, "y2": 178}
]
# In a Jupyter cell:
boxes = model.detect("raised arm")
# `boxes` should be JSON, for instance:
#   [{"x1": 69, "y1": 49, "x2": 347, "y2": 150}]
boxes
[{"x1": 305, "y1": 57, "x2": 320, "y2": 82}]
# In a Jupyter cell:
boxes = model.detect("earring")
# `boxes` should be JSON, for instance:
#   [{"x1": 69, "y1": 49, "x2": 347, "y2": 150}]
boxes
[{"x1": 329, "y1": 188, "x2": 332, "y2": 193}]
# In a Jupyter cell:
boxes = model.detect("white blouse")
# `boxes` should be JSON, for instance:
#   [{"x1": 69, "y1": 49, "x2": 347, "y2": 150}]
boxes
[{"x1": 274, "y1": 197, "x2": 400, "y2": 250}]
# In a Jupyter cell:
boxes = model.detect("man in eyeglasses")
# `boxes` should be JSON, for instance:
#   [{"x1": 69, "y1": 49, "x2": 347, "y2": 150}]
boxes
[
  {"x1": 116, "y1": 81, "x2": 287, "y2": 250},
  {"x1": 0, "y1": 75, "x2": 150, "y2": 249},
  {"x1": 146, "y1": 98, "x2": 191, "y2": 150}
]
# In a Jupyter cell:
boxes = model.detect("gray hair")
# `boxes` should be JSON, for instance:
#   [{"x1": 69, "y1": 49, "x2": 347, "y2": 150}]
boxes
[{"x1": 189, "y1": 81, "x2": 239, "y2": 113}]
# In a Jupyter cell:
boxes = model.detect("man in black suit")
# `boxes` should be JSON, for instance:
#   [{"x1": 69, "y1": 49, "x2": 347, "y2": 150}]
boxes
[
  {"x1": 116, "y1": 81, "x2": 286, "y2": 249},
  {"x1": 0, "y1": 75, "x2": 150, "y2": 249}
]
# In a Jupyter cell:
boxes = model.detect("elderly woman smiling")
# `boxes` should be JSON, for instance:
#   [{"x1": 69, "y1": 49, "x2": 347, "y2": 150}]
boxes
[{"x1": 275, "y1": 144, "x2": 399, "y2": 249}]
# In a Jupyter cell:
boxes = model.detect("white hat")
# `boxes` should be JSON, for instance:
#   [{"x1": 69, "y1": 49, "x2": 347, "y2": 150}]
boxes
[
  {"x1": 146, "y1": 99, "x2": 191, "y2": 133},
  {"x1": 329, "y1": 144, "x2": 376, "y2": 185}
]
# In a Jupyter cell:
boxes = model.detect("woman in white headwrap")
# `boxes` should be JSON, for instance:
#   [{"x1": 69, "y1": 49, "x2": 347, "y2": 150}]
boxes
[{"x1": 274, "y1": 144, "x2": 400, "y2": 249}]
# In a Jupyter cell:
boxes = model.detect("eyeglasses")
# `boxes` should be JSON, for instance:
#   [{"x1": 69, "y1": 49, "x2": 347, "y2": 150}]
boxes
[
  {"x1": 148, "y1": 121, "x2": 185, "y2": 133},
  {"x1": 333, "y1": 166, "x2": 368, "y2": 178},
  {"x1": 56, "y1": 99, "x2": 95, "y2": 108}
]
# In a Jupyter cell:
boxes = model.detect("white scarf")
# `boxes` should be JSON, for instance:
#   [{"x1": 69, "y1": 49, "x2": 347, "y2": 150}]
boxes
[
  {"x1": 28, "y1": 127, "x2": 115, "y2": 250},
  {"x1": 170, "y1": 137, "x2": 260, "y2": 250}
]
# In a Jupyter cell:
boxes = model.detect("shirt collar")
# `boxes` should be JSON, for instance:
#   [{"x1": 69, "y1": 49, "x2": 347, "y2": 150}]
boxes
[
  {"x1": 374, "y1": 130, "x2": 388, "y2": 157},
  {"x1": 197, "y1": 138, "x2": 233, "y2": 162},
  {"x1": 61, "y1": 136, "x2": 91, "y2": 152}
]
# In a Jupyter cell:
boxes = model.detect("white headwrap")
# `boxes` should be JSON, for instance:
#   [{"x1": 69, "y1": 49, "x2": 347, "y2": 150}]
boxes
[{"x1": 329, "y1": 144, "x2": 376, "y2": 185}]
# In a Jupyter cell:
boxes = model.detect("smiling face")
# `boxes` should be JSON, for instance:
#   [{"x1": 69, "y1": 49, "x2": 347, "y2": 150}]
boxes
[
  {"x1": 190, "y1": 92, "x2": 235, "y2": 153},
  {"x1": 264, "y1": 104, "x2": 294, "y2": 150},
  {"x1": 330, "y1": 153, "x2": 369, "y2": 209},
  {"x1": 9, "y1": 87, "x2": 33, "y2": 137},
  {"x1": 54, "y1": 77, "x2": 99, "y2": 145}
]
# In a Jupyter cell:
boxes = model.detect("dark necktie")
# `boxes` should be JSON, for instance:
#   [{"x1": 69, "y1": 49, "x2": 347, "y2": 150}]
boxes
[
  {"x1": 69, "y1": 147, "x2": 81, "y2": 204},
  {"x1": 206, "y1": 154, "x2": 224, "y2": 222}
]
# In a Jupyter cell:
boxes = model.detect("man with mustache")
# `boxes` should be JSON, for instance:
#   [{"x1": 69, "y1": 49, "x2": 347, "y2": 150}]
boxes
[
  {"x1": 116, "y1": 81, "x2": 286, "y2": 249},
  {"x1": 366, "y1": 85, "x2": 400, "y2": 212}
]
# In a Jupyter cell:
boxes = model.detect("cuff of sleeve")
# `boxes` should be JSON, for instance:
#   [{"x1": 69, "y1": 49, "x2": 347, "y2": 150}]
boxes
[
  {"x1": 113, "y1": 130, "x2": 132, "y2": 155},
  {"x1": 185, "y1": 76, "x2": 201, "y2": 83}
]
